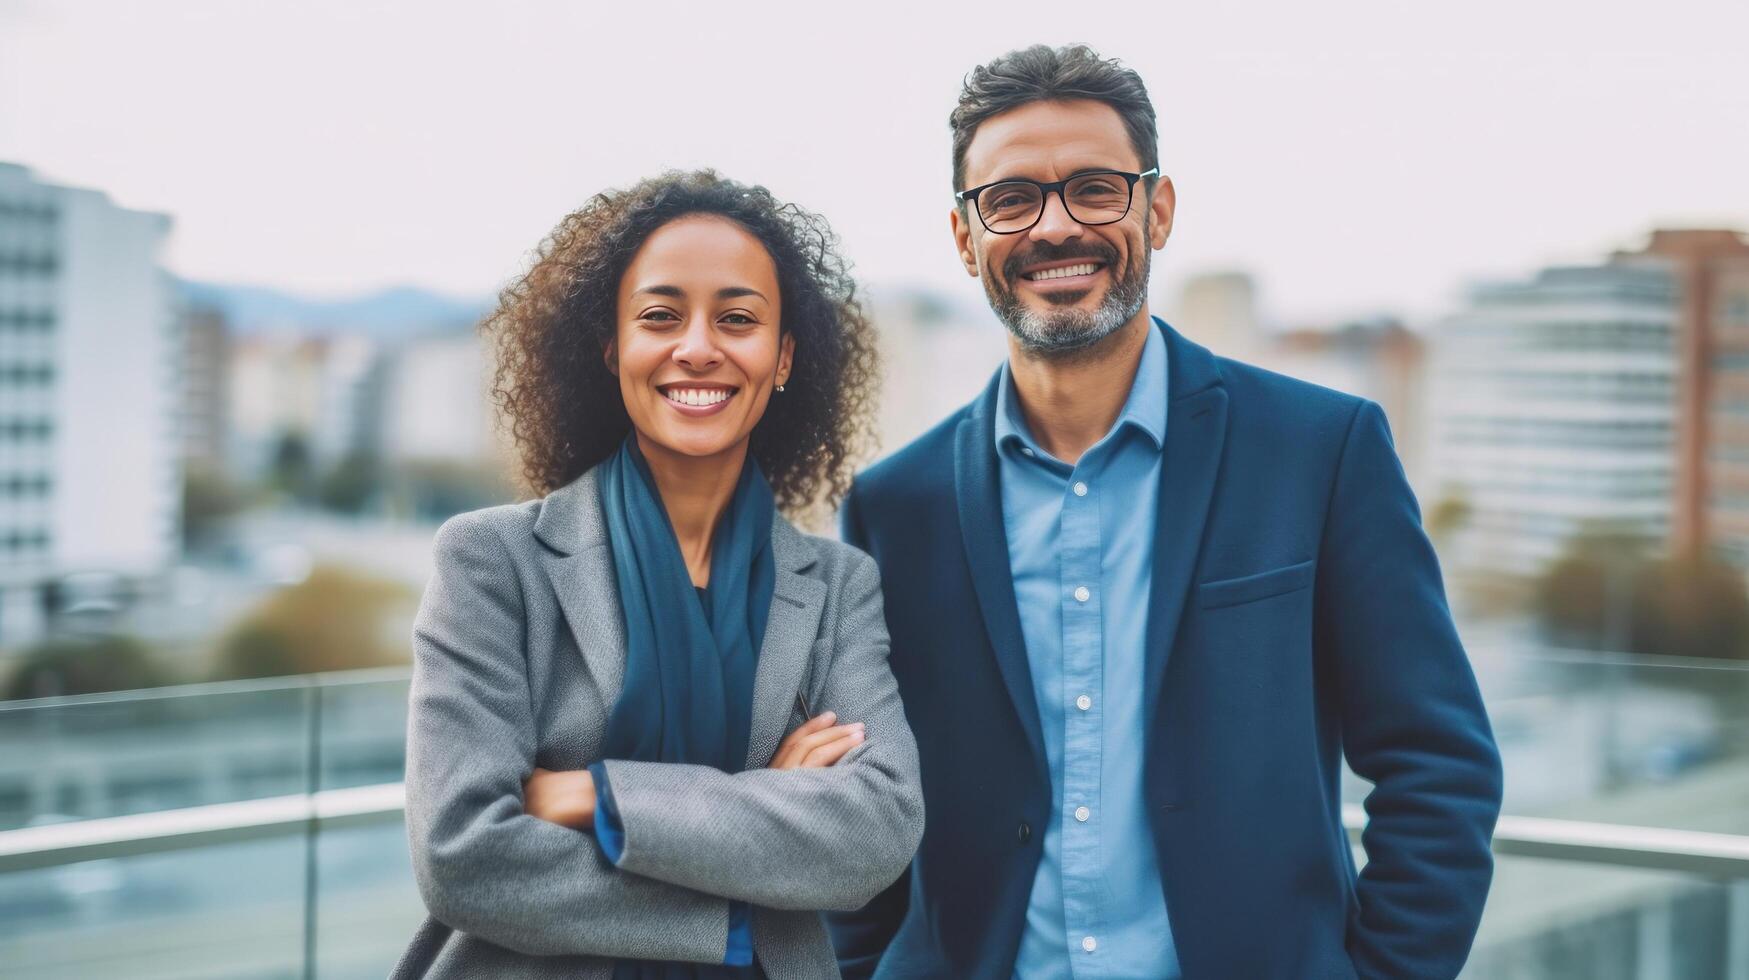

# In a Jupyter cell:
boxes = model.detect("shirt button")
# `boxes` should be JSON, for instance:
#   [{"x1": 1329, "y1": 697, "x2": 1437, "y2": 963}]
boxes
[
  {"x1": 1073, "y1": 586, "x2": 1090, "y2": 603},
  {"x1": 1017, "y1": 821, "x2": 1032, "y2": 844},
  {"x1": 1076, "y1": 694, "x2": 1092, "y2": 711},
  {"x1": 1074, "y1": 805, "x2": 1091, "y2": 822},
  {"x1": 1072, "y1": 481, "x2": 1088, "y2": 497},
  {"x1": 1082, "y1": 936, "x2": 1098, "y2": 953}
]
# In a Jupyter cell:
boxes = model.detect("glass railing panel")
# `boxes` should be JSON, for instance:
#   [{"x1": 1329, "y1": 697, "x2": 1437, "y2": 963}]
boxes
[
  {"x1": 315, "y1": 674, "x2": 410, "y2": 792},
  {"x1": 0, "y1": 682, "x2": 315, "y2": 831},
  {"x1": 312, "y1": 817, "x2": 424, "y2": 980},
  {"x1": 1345, "y1": 647, "x2": 1749, "y2": 835},
  {"x1": 1463, "y1": 853, "x2": 1746, "y2": 979},
  {"x1": 0, "y1": 835, "x2": 306, "y2": 979}
]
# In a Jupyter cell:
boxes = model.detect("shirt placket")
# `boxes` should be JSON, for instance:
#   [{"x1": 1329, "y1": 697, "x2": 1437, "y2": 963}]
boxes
[{"x1": 1058, "y1": 459, "x2": 1107, "y2": 976}]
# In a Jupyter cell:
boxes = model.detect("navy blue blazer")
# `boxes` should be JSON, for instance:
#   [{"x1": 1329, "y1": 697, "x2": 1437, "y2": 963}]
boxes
[{"x1": 827, "y1": 322, "x2": 1503, "y2": 980}]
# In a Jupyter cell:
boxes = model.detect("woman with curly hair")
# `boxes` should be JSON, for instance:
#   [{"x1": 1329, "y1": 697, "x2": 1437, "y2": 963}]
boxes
[{"x1": 393, "y1": 171, "x2": 923, "y2": 979}]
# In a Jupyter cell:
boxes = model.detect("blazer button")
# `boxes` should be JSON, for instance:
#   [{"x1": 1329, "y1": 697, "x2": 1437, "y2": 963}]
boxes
[{"x1": 1018, "y1": 821, "x2": 1032, "y2": 844}]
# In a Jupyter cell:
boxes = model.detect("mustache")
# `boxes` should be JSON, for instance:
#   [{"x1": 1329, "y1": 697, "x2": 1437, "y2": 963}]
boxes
[{"x1": 1000, "y1": 240, "x2": 1122, "y2": 284}]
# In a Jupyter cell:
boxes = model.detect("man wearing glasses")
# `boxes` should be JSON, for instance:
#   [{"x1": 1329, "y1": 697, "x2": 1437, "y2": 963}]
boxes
[{"x1": 829, "y1": 44, "x2": 1502, "y2": 979}]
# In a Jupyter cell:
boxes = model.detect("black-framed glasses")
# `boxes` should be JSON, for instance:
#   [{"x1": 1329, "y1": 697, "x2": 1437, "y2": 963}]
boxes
[{"x1": 955, "y1": 167, "x2": 1160, "y2": 234}]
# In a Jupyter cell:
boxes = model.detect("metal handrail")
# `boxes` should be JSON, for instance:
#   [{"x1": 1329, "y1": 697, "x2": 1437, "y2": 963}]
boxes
[
  {"x1": 1340, "y1": 803, "x2": 1749, "y2": 878},
  {"x1": 3, "y1": 787, "x2": 1747, "y2": 878},
  {"x1": 0, "y1": 665, "x2": 413, "y2": 713},
  {"x1": 0, "y1": 783, "x2": 404, "y2": 873}
]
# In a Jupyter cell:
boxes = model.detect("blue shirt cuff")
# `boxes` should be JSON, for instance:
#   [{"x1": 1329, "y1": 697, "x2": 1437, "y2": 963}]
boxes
[
  {"x1": 725, "y1": 901, "x2": 754, "y2": 966},
  {"x1": 586, "y1": 762, "x2": 626, "y2": 865}
]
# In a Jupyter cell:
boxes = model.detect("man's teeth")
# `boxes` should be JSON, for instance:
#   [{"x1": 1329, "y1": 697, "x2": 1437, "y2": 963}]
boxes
[
  {"x1": 664, "y1": 388, "x2": 733, "y2": 407},
  {"x1": 1026, "y1": 263, "x2": 1101, "y2": 281}
]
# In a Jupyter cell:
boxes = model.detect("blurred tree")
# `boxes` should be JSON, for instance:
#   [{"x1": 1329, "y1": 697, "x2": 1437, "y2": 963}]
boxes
[
  {"x1": 2, "y1": 634, "x2": 174, "y2": 700},
  {"x1": 319, "y1": 449, "x2": 384, "y2": 514},
  {"x1": 182, "y1": 459, "x2": 249, "y2": 550},
  {"x1": 211, "y1": 563, "x2": 416, "y2": 681},
  {"x1": 1535, "y1": 529, "x2": 1646, "y2": 650},
  {"x1": 1425, "y1": 488, "x2": 1472, "y2": 546},
  {"x1": 389, "y1": 459, "x2": 518, "y2": 523},
  {"x1": 1630, "y1": 554, "x2": 1749, "y2": 662},
  {"x1": 1535, "y1": 527, "x2": 1749, "y2": 661},
  {"x1": 268, "y1": 430, "x2": 316, "y2": 503}
]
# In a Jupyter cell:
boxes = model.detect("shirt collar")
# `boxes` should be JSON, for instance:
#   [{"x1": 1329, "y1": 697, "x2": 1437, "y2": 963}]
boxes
[{"x1": 994, "y1": 316, "x2": 1169, "y2": 462}]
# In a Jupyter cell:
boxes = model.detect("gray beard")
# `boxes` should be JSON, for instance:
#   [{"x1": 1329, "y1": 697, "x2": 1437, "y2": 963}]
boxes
[{"x1": 985, "y1": 244, "x2": 1150, "y2": 359}]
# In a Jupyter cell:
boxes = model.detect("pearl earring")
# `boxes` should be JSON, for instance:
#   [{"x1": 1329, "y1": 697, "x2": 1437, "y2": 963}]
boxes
[{"x1": 776, "y1": 384, "x2": 786, "y2": 393}]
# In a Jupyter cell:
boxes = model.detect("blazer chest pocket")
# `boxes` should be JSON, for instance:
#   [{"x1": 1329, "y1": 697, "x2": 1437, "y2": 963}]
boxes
[{"x1": 1196, "y1": 558, "x2": 1316, "y2": 610}]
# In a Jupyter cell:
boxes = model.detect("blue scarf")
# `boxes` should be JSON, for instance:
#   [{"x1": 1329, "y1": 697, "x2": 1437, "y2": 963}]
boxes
[{"x1": 598, "y1": 436, "x2": 774, "y2": 978}]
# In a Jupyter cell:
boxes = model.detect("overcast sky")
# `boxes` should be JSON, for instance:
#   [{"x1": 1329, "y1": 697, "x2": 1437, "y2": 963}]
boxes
[{"x1": 2, "y1": 0, "x2": 1744, "y2": 325}]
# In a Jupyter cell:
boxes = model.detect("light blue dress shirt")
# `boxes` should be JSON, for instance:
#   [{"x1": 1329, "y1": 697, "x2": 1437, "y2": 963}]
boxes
[{"x1": 996, "y1": 320, "x2": 1180, "y2": 980}]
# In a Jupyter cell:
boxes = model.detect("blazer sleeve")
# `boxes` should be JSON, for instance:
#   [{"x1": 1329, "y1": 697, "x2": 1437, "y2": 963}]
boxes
[
  {"x1": 596, "y1": 546, "x2": 926, "y2": 913},
  {"x1": 824, "y1": 482, "x2": 914, "y2": 979},
  {"x1": 1316, "y1": 400, "x2": 1505, "y2": 979},
  {"x1": 404, "y1": 511, "x2": 736, "y2": 962}
]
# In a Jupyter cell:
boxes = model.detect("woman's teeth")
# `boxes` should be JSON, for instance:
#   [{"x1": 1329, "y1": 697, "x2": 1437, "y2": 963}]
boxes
[
  {"x1": 1025, "y1": 262, "x2": 1101, "y2": 281},
  {"x1": 664, "y1": 388, "x2": 733, "y2": 407}
]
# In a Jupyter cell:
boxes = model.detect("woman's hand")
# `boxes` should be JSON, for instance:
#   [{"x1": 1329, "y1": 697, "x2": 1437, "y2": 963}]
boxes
[
  {"x1": 523, "y1": 767, "x2": 597, "y2": 829},
  {"x1": 769, "y1": 710, "x2": 865, "y2": 770}
]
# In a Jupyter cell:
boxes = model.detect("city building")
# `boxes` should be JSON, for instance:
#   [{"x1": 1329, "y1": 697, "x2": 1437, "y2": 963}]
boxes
[
  {"x1": 379, "y1": 331, "x2": 497, "y2": 466},
  {"x1": 179, "y1": 303, "x2": 229, "y2": 467},
  {"x1": 1429, "y1": 264, "x2": 1679, "y2": 580},
  {"x1": 1166, "y1": 270, "x2": 1261, "y2": 361},
  {"x1": 1254, "y1": 317, "x2": 1429, "y2": 490},
  {"x1": 1613, "y1": 230, "x2": 1749, "y2": 569},
  {"x1": 226, "y1": 333, "x2": 331, "y2": 480},
  {"x1": 0, "y1": 162, "x2": 180, "y2": 644},
  {"x1": 227, "y1": 333, "x2": 388, "y2": 480},
  {"x1": 866, "y1": 286, "x2": 1007, "y2": 457},
  {"x1": 314, "y1": 333, "x2": 387, "y2": 466}
]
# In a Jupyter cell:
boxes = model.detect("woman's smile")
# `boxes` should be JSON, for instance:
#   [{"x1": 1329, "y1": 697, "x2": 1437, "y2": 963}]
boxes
[{"x1": 658, "y1": 382, "x2": 740, "y2": 416}]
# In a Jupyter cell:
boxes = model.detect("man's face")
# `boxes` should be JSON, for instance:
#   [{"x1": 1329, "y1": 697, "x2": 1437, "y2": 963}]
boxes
[{"x1": 952, "y1": 99, "x2": 1175, "y2": 357}]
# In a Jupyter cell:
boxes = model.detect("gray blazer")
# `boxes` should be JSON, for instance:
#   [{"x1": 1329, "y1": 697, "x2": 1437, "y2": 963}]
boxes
[{"x1": 392, "y1": 468, "x2": 924, "y2": 979}]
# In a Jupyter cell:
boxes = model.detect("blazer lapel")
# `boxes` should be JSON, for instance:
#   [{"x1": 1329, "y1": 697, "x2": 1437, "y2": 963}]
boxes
[
  {"x1": 955, "y1": 377, "x2": 1050, "y2": 786},
  {"x1": 534, "y1": 469, "x2": 826, "y2": 769},
  {"x1": 1143, "y1": 325, "x2": 1229, "y2": 733},
  {"x1": 533, "y1": 469, "x2": 629, "y2": 706},
  {"x1": 745, "y1": 520, "x2": 825, "y2": 769}
]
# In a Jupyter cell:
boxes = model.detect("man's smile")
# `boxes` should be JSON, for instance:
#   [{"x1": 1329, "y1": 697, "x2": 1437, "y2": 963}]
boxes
[{"x1": 1019, "y1": 258, "x2": 1108, "y2": 290}]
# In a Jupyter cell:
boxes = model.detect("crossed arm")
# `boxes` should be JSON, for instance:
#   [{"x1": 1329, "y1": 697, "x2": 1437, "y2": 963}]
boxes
[
  {"x1": 521, "y1": 711, "x2": 870, "y2": 829},
  {"x1": 404, "y1": 513, "x2": 923, "y2": 961}
]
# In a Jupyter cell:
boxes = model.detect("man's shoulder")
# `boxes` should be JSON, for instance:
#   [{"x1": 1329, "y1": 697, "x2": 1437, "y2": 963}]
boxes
[
  {"x1": 852, "y1": 402, "x2": 976, "y2": 508},
  {"x1": 1211, "y1": 352, "x2": 1371, "y2": 444}
]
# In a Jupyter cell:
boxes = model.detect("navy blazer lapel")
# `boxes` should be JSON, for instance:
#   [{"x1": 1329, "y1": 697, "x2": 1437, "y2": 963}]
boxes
[
  {"x1": 954, "y1": 374, "x2": 1050, "y2": 785},
  {"x1": 1143, "y1": 324, "x2": 1229, "y2": 733}
]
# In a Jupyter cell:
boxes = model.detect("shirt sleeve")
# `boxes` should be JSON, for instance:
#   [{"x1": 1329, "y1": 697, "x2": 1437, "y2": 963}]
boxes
[
  {"x1": 724, "y1": 900, "x2": 754, "y2": 967},
  {"x1": 588, "y1": 761, "x2": 627, "y2": 864},
  {"x1": 590, "y1": 761, "x2": 754, "y2": 967}
]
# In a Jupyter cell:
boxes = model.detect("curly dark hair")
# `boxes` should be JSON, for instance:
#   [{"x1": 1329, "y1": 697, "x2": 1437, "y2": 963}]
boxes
[{"x1": 484, "y1": 170, "x2": 880, "y2": 520}]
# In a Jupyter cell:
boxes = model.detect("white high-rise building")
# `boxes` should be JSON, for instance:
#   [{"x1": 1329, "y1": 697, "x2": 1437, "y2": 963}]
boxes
[
  {"x1": 1430, "y1": 264, "x2": 1678, "y2": 580},
  {"x1": 0, "y1": 162, "x2": 179, "y2": 642}
]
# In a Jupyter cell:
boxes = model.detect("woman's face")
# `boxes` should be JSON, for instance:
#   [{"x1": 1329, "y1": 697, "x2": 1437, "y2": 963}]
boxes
[{"x1": 610, "y1": 214, "x2": 794, "y2": 466}]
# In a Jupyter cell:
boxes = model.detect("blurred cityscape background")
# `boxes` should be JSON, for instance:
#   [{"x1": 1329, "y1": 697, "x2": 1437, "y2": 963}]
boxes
[{"x1": 2, "y1": 1, "x2": 1747, "y2": 977}]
